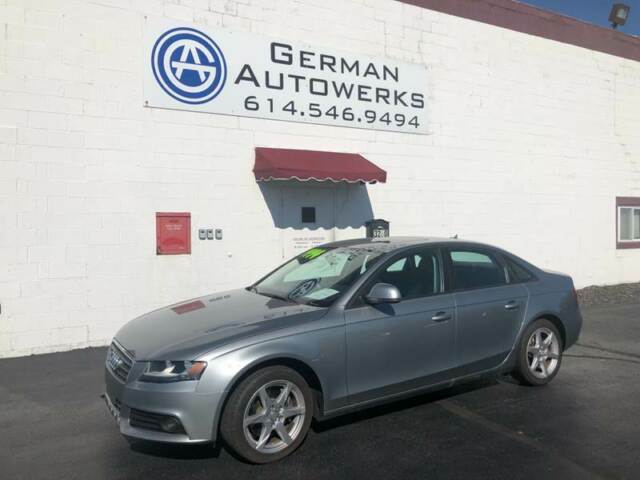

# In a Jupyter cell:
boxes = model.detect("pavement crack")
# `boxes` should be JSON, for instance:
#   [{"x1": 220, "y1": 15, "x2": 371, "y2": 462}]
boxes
[
  {"x1": 565, "y1": 354, "x2": 640, "y2": 365},
  {"x1": 575, "y1": 343, "x2": 640, "y2": 360},
  {"x1": 438, "y1": 399, "x2": 610, "y2": 480}
]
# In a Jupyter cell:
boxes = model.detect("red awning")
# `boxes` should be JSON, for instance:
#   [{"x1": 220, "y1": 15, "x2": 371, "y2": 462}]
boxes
[{"x1": 253, "y1": 147, "x2": 386, "y2": 184}]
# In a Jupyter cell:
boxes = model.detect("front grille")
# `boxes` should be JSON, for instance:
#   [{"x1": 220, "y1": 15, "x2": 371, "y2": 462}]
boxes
[
  {"x1": 129, "y1": 408, "x2": 186, "y2": 435},
  {"x1": 106, "y1": 342, "x2": 134, "y2": 382}
]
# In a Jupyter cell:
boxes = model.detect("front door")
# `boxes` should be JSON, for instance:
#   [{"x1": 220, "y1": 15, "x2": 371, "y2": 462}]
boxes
[
  {"x1": 344, "y1": 248, "x2": 456, "y2": 404},
  {"x1": 281, "y1": 186, "x2": 336, "y2": 260}
]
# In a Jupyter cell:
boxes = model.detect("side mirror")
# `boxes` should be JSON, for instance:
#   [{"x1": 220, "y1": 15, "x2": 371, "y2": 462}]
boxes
[{"x1": 365, "y1": 283, "x2": 402, "y2": 304}]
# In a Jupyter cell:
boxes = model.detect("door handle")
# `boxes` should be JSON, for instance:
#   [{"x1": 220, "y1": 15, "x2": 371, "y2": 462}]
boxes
[
  {"x1": 431, "y1": 312, "x2": 452, "y2": 323},
  {"x1": 504, "y1": 301, "x2": 520, "y2": 310}
]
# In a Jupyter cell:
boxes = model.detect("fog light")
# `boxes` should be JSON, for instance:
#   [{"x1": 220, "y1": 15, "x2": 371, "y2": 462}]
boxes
[{"x1": 161, "y1": 417, "x2": 183, "y2": 433}]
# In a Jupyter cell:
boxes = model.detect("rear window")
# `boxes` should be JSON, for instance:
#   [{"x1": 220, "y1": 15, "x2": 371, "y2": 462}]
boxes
[
  {"x1": 503, "y1": 256, "x2": 534, "y2": 283},
  {"x1": 449, "y1": 249, "x2": 507, "y2": 290}
]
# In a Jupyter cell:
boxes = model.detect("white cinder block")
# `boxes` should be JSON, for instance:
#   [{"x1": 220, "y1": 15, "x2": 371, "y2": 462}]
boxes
[
  {"x1": 0, "y1": 0, "x2": 638, "y2": 358},
  {"x1": 9, "y1": 330, "x2": 51, "y2": 354},
  {"x1": 0, "y1": 126, "x2": 18, "y2": 144}
]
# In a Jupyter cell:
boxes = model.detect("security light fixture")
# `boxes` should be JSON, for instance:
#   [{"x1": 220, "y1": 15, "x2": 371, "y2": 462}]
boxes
[{"x1": 609, "y1": 3, "x2": 630, "y2": 29}]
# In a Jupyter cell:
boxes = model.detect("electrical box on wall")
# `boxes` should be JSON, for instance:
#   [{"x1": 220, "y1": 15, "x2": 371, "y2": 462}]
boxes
[
  {"x1": 156, "y1": 212, "x2": 191, "y2": 255},
  {"x1": 365, "y1": 218, "x2": 390, "y2": 238}
]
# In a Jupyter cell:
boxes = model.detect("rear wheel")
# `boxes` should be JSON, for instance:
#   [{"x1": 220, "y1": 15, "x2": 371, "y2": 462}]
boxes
[
  {"x1": 513, "y1": 319, "x2": 563, "y2": 386},
  {"x1": 220, "y1": 366, "x2": 313, "y2": 463}
]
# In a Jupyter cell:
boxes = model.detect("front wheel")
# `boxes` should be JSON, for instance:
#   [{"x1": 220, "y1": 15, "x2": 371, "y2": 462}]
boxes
[
  {"x1": 513, "y1": 319, "x2": 563, "y2": 386},
  {"x1": 220, "y1": 366, "x2": 313, "y2": 463}
]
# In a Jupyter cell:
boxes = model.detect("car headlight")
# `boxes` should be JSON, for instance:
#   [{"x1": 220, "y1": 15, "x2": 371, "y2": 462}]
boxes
[{"x1": 139, "y1": 360, "x2": 207, "y2": 383}]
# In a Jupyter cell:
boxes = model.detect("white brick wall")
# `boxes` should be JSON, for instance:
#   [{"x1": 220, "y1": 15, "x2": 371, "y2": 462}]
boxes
[{"x1": 0, "y1": 0, "x2": 639, "y2": 358}]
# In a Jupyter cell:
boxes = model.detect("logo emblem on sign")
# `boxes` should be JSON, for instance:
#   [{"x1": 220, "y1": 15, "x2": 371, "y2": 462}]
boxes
[{"x1": 151, "y1": 27, "x2": 227, "y2": 104}]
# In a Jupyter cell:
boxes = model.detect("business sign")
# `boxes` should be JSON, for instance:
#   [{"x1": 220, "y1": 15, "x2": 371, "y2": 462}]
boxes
[{"x1": 144, "y1": 19, "x2": 428, "y2": 134}]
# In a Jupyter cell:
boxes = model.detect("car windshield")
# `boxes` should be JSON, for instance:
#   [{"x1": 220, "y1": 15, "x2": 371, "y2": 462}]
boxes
[{"x1": 251, "y1": 246, "x2": 385, "y2": 307}]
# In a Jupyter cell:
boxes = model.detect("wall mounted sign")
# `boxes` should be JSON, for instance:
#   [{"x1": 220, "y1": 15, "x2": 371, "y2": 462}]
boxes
[{"x1": 144, "y1": 18, "x2": 428, "y2": 134}]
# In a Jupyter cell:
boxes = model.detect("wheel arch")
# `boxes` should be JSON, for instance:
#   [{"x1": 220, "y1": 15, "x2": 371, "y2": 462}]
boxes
[
  {"x1": 528, "y1": 312, "x2": 567, "y2": 349},
  {"x1": 213, "y1": 354, "x2": 326, "y2": 440}
]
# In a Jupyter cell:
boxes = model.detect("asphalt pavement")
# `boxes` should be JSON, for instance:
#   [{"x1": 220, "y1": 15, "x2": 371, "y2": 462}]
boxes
[{"x1": 1, "y1": 304, "x2": 639, "y2": 480}]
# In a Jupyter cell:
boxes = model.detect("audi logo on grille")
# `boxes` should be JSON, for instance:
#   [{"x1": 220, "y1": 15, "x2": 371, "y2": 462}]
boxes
[{"x1": 107, "y1": 348, "x2": 124, "y2": 371}]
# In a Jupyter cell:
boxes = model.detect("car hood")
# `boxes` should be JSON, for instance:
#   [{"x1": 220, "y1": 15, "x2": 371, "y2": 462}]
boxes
[{"x1": 114, "y1": 288, "x2": 327, "y2": 360}]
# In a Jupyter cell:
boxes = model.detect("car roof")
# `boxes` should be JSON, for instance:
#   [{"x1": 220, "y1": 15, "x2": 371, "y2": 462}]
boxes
[{"x1": 322, "y1": 236, "x2": 498, "y2": 252}]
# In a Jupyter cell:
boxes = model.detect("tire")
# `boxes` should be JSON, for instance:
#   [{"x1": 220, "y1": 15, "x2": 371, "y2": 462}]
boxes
[
  {"x1": 512, "y1": 318, "x2": 563, "y2": 386},
  {"x1": 220, "y1": 366, "x2": 313, "y2": 464}
]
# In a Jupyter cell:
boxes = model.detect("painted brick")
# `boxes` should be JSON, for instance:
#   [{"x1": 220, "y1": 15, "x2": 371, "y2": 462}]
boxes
[
  {"x1": 0, "y1": 126, "x2": 18, "y2": 144},
  {"x1": 0, "y1": 0, "x2": 638, "y2": 359}
]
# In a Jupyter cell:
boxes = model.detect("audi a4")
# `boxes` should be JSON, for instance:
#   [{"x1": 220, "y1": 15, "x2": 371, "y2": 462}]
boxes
[{"x1": 104, "y1": 237, "x2": 582, "y2": 463}]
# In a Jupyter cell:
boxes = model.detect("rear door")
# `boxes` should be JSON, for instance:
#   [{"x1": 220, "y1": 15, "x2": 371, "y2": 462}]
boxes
[{"x1": 445, "y1": 247, "x2": 528, "y2": 373}]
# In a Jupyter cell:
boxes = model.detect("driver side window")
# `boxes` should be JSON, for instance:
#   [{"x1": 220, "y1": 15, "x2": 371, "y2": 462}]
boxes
[{"x1": 367, "y1": 249, "x2": 442, "y2": 300}]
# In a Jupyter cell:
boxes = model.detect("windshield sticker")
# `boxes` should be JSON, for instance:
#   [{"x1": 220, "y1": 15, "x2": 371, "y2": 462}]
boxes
[
  {"x1": 288, "y1": 278, "x2": 320, "y2": 300},
  {"x1": 305, "y1": 288, "x2": 339, "y2": 300},
  {"x1": 300, "y1": 247, "x2": 327, "y2": 263},
  {"x1": 359, "y1": 254, "x2": 372, "y2": 274}
]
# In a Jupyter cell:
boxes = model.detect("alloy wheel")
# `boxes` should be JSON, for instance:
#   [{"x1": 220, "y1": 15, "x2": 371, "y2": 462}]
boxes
[
  {"x1": 242, "y1": 380, "x2": 306, "y2": 454},
  {"x1": 526, "y1": 327, "x2": 560, "y2": 379}
]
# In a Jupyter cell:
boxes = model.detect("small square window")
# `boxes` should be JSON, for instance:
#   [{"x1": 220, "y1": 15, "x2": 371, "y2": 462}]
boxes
[
  {"x1": 301, "y1": 207, "x2": 316, "y2": 223},
  {"x1": 616, "y1": 198, "x2": 640, "y2": 249},
  {"x1": 619, "y1": 207, "x2": 640, "y2": 241}
]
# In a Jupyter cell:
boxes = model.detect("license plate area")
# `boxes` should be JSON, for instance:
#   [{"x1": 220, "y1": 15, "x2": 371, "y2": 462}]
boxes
[{"x1": 102, "y1": 393, "x2": 121, "y2": 424}]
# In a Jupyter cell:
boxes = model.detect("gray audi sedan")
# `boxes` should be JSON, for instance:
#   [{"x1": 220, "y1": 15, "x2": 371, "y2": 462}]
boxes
[{"x1": 104, "y1": 237, "x2": 582, "y2": 463}]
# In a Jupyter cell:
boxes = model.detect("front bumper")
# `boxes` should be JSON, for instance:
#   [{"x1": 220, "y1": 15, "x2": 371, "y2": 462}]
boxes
[{"x1": 104, "y1": 363, "x2": 223, "y2": 444}]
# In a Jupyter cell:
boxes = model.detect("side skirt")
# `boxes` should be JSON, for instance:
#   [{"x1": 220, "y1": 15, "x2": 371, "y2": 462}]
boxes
[{"x1": 318, "y1": 351, "x2": 512, "y2": 421}]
